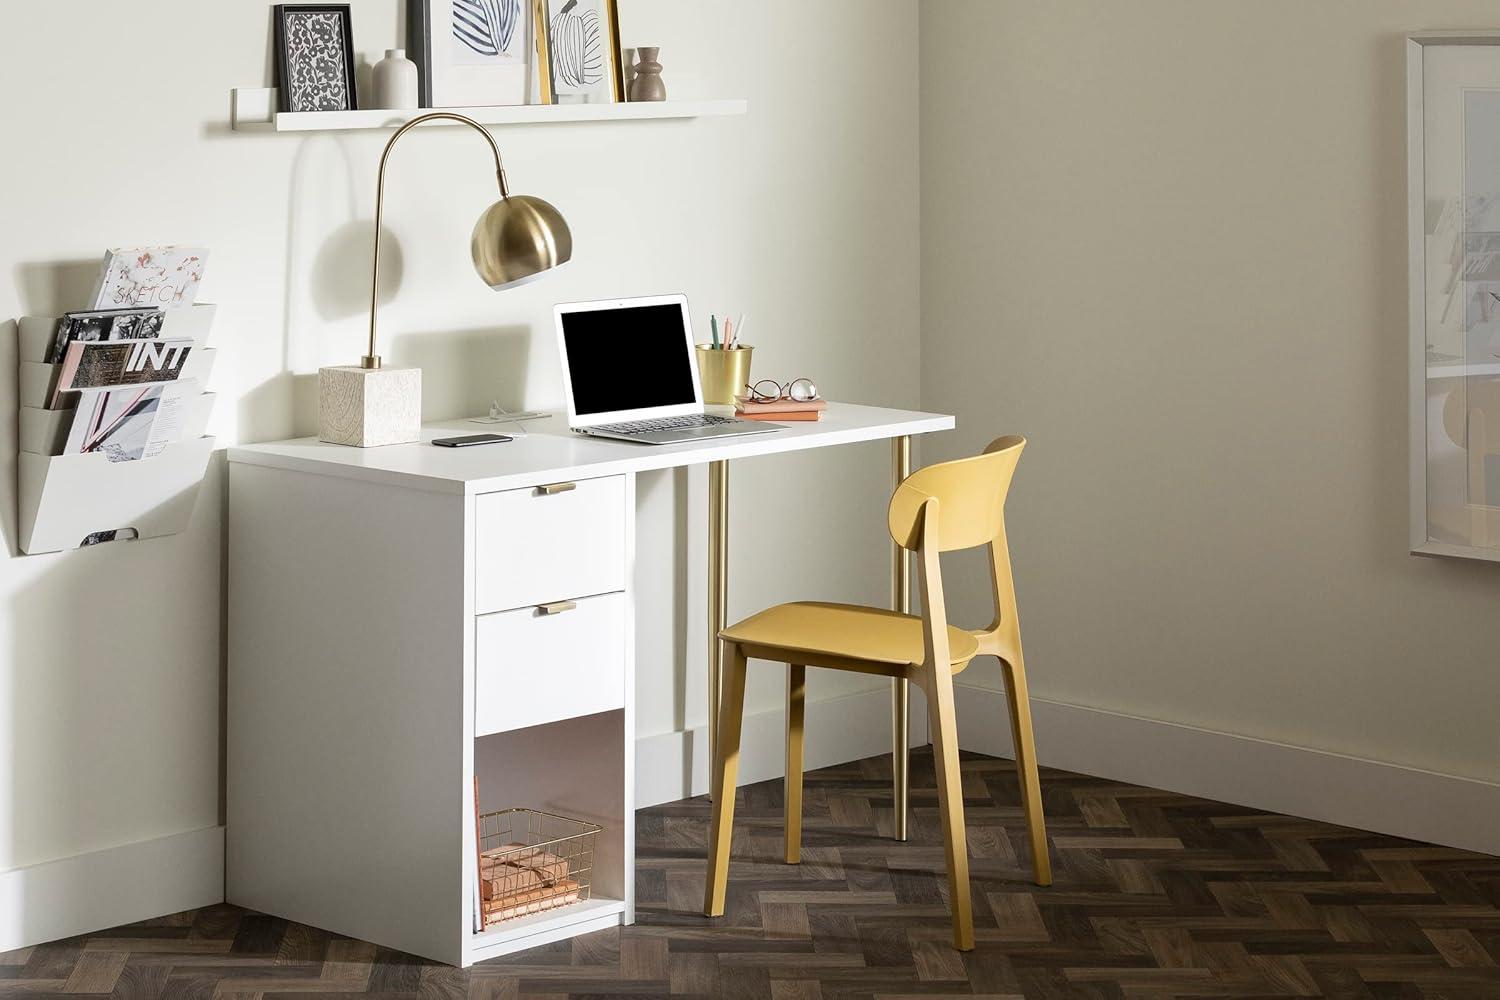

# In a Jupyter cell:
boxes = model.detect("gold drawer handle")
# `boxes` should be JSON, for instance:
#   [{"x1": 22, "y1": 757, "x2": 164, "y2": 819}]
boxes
[
  {"x1": 535, "y1": 482, "x2": 577, "y2": 496},
  {"x1": 537, "y1": 600, "x2": 578, "y2": 616}
]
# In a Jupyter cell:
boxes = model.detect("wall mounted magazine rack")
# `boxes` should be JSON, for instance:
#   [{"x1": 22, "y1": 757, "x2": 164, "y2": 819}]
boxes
[{"x1": 14, "y1": 304, "x2": 218, "y2": 554}]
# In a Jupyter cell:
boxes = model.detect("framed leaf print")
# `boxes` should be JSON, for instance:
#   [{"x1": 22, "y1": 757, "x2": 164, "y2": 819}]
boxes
[
  {"x1": 274, "y1": 4, "x2": 359, "y2": 113},
  {"x1": 409, "y1": 0, "x2": 553, "y2": 107},
  {"x1": 542, "y1": 0, "x2": 623, "y2": 104}
]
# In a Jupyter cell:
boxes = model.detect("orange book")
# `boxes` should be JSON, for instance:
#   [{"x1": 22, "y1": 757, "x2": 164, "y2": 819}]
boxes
[{"x1": 736, "y1": 408, "x2": 822, "y2": 422}]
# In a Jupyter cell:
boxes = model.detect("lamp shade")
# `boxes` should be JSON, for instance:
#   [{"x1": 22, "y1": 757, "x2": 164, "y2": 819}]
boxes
[{"x1": 471, "y1": 194, "x2": 573, "y2": 290}]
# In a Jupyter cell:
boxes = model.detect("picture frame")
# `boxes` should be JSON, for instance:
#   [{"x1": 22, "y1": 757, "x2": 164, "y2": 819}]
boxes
[
  {"x1": 409, "y1": 0, "x2": 553, "y2": 108},
  {"x1": 1408, "y1": 32, "x2": 1500, "y2": 562},
  {"x1": 540, "y1": 0, "x2": 624, "y2": 105},
  {"x1": 273, "y1": 4, "x2": 359, "y2": 113}
]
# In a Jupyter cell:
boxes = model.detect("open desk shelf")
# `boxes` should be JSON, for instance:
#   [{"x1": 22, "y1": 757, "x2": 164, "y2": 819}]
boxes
[{"x1": 470, "y1": 898, "x2": 627, "y2": 959}]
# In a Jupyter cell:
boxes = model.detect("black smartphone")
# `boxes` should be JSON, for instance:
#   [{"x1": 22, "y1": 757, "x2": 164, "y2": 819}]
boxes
[{"x1": 431, "y1": 433, "x2": 513, "y2": 448}]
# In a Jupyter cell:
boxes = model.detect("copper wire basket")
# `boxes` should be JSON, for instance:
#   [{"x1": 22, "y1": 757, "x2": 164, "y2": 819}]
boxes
[{"x1": 476, "y1": 808, "x2": 599, "y2": 928}]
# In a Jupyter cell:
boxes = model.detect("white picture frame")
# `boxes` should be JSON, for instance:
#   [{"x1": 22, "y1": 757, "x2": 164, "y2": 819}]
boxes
[
  {"x1": 409, "y1": 0, "x2": 551, "y2": 107},
  {"x1": 1409, "y1": 32, "x2": 1500, "y2": 562}
]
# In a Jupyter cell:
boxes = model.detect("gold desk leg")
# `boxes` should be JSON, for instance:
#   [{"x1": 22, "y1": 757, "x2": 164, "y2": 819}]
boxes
[
  {"x1": 892, "y1": 436, "x2": 912, "y2": 841},
  {"x1": 707, "y1": 459, "x2": 729, "y2": 799}
]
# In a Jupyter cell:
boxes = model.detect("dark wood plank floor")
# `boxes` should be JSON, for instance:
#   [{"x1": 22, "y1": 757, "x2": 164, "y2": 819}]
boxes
[{"x1": 6, "y1": 749, "x2": 1500, "y2": 999}]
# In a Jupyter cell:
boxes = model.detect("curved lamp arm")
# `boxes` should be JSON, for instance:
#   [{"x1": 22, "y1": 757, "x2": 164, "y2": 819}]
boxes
[{"x1": 364, "y1": 112, "x2": 510, "y2": 370}]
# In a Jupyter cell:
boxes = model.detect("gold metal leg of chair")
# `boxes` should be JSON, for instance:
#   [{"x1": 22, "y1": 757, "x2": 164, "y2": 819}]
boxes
[
  {"x1": 707, "y1": 459, "x2": 729, "y2": 800},
  {"x1": 892, "y1": 436, "x2": 911, "y2": 842},
  {"x1": 785, "y1": 663, "x2": 806, "y2": 864},
  {"x1": 1001, "y1": 651, "x2": 1052, "y2": 886},
  {"x1": 704, "y1": 642, "x2": 748, "y2": 916},
  {"x1": 924, "y1": 666, "x2": 975, "y2": 951}
]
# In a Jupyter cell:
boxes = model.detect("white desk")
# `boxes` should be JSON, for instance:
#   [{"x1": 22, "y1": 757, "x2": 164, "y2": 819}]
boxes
[{"x1": 226, "y1": 402, "x2": 954, "y2": 965}]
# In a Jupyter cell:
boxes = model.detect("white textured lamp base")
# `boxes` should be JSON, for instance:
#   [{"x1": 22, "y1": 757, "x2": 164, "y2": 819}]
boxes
[{"x1": 318, "y1": 366, "x2": 422, "y2": 448}]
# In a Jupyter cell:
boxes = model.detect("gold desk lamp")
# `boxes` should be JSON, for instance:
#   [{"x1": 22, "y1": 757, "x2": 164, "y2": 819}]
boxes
[{"x1": 318, "y1": 112, "x2": 573, "y2": 447}]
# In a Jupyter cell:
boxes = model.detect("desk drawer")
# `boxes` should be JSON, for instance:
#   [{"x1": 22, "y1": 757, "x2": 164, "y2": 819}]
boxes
[
  {"x1": 475, "y1": 475, "x2": 626, "y2": 614},
  {"x1": 475, "y1": 592, "x2": 626, "y2": 736}
]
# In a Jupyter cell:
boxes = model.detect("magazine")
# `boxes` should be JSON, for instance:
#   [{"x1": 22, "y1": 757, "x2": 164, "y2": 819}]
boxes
[
  {"x1": 47, "y1": 307, "x2": 164, "y2": 363},
  {"x1": 63, "y1": 380, "x2": 196, "y2": 462},
  {"x1": 53, "y1": 338, "x2": 193, "y2": 407},
  {"x1": 90, "y1": 246, "x2": 208, "y2": 310}
]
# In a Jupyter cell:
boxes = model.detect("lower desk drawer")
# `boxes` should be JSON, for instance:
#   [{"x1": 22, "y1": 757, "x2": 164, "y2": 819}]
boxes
[{"x1": 475, "y1": 592, "x2": 626, "y2": 737}]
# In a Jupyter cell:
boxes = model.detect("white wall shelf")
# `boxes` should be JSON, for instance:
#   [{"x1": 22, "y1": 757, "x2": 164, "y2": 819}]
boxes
[{"x1": 230, "y1": 88, "x2": 746, "y2": 133}]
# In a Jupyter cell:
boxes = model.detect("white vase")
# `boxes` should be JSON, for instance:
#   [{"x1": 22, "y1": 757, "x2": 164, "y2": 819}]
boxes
[{"x1": 373, "y1": 49, "x2": 418, "y2": 110}]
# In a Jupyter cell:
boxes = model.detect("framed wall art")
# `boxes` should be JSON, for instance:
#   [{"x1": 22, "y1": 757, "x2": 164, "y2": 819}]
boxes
[
  {"x1": 409, "y1": 0, "x2": 553, "y2": 107},
  {"x1": 542, "y1": 0, "x2": 623, "y2": 104},
  {"x1": 274, "y1": 4, "x2": 358, "y2": 113},
  {"x1": 1409, "y1": 32, "x2": 1500, "y2": 561}
]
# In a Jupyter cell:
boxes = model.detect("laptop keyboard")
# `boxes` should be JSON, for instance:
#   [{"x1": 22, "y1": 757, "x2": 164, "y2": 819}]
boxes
[{"x1": 597, "y1": 414, "x2": 740, "y2": 434}]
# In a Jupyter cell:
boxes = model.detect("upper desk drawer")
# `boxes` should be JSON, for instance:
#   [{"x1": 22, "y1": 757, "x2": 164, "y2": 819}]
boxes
[{"x1": 475, "y1": 475, "x2": 627, "y2": 614}]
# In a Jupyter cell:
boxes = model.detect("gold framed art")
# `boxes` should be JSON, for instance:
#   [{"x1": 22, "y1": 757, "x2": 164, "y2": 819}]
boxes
[
  {"x1": 533, "y1": 0, "x2": 554, "y2": 105},
  {"x1": 540, "y1": 0, "x2": 624, "y2": 104}
]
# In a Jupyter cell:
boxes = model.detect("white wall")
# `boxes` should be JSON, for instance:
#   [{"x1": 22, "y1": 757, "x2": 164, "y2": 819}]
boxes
[
  {"x1": 920, "y1": 2, "x2": 1500, "y2": 797},
  {"x1": 0, "y1": 0, "x2": 920, "y2": 930}
]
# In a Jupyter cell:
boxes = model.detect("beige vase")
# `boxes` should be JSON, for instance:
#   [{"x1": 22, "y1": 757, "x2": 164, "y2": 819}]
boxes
[{"x1": 629, "y1": 47, "x2": 666, "y2": 102}]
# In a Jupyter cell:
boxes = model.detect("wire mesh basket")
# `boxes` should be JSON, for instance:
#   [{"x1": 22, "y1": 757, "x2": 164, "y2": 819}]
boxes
[{"x1": 476, "y1": 808, "x2": 600, "y2": 929}]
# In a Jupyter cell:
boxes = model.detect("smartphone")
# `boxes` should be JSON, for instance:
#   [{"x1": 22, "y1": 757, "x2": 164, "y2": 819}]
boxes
[{"x1": 431, "y1": 433, "x2": 513, "y2": 448}]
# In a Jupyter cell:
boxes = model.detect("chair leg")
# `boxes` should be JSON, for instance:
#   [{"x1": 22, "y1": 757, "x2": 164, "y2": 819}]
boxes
[
  {"x1": 704, "y1": 642, "x2": 749, "y2": 917},
  {"x1": 1001, "y1": 652, "x2": 1052, "y2": 887},
  {"x1": 785, "y1": 663, "x2": 806, "y2": 864},
  {"x1": 924, "y1": 666, "x2": 975, "y2": 951}
]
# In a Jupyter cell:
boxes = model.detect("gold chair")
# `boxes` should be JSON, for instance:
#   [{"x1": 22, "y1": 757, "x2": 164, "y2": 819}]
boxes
[
  {"x1": 702, "y1": 436, "x2": 1050, "y2": 951},
  {"x1": 1442, "y1": 377, "x2": 1500, "y2": 546}
]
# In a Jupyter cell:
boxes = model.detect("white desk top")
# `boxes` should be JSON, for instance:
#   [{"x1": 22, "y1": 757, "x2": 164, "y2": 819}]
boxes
[{"x1": 227, "y1": 403, "x2": 955, "y2": 495}]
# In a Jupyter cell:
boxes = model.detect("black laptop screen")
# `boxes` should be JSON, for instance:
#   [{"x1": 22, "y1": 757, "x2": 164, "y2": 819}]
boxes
[{"x1": 562, "y1": 302, "x2": 699, "y2": 416}]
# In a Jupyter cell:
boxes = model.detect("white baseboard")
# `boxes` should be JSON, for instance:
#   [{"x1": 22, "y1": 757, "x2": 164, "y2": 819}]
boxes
[
  {"x1": 635, "y1": 683, "x2": 929, "y2": 809},
  {"x1": 0, "y1": 825, "x2": 225, "y2": 952},
  {"x1": 954, "y1": 683, "x2": 1500, "y2": 856}
]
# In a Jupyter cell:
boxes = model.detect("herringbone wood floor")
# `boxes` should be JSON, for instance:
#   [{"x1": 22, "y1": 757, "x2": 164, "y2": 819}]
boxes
[{"x1": 6, "y1": 750, "x2": 1500, "y2": 999}]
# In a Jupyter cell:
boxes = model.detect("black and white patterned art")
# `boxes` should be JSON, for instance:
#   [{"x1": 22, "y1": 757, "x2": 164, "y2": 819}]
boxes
[
  {"x1": 280, "y1": 8, "x2": 355, "y2": 112},
  {"x1": 452, "y1": 0, "x2": 522, "y2": 60},
  {"x1": 549, "y1": 0, "x2": 603, "y2": 90}
]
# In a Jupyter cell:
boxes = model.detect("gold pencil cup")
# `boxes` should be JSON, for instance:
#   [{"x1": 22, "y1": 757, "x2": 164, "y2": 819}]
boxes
[{"x1": 695, "y1": 345, "x2": 753, "y2": 405}]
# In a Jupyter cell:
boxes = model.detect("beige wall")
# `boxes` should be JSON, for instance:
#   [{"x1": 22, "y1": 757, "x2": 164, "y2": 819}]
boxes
[
  {"x1": 920, "y1": 1, "x2": 1500, "y2": 783},
  {"x1": 0, "y1": 0, "x2": 919, "y2": 876}
]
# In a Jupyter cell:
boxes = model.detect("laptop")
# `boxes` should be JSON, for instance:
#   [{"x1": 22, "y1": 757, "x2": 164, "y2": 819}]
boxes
[{"x1": 555, "y1": 294, "x2": 781, "y2": 445}]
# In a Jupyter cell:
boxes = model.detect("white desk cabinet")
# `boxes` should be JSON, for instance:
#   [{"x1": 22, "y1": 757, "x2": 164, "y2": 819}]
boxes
[
  {"x1": 227, "y1": 405, "x2": 953, "y2": 967},
  {"x1": 227, "y1": 460, "x2": 637, "y2": 966}
]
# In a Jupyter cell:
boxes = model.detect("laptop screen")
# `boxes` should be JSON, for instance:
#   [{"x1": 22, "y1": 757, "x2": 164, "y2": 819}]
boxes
[{"x1": 561, "y1": 302, "x2": 699, "y2": 416}]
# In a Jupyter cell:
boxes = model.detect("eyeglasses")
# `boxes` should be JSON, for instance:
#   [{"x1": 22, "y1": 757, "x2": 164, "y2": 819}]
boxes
[{"x1": 745, "y1": 378, "x2": 820, "y2": 404}]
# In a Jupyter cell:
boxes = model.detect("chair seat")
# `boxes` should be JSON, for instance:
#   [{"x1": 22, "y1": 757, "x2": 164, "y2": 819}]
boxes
[{"x1": 721, "y1": 601, "x2": 979, "y2": 668}]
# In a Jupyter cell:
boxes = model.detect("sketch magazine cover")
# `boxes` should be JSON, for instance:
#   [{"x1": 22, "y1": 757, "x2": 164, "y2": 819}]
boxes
[{"x1": 90, "y1": 246, "x2": 208, "y2": 310}]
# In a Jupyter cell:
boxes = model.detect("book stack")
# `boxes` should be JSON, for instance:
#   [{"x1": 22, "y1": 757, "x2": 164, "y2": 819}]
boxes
[{"x1": 734, "y1": 395, "x2": 828, "y2": 422}]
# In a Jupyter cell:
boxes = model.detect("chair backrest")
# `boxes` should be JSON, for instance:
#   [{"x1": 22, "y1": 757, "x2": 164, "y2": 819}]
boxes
[
  {"x1": 887, "y1": 436, "x2": 1025, "y2": 553},
  {"x1": 887, "y1": 435, "x2": 1027, "y2": 665},
  {"x1": 1441, "y1": 377, "x2": 1500, "y2": 453}
]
